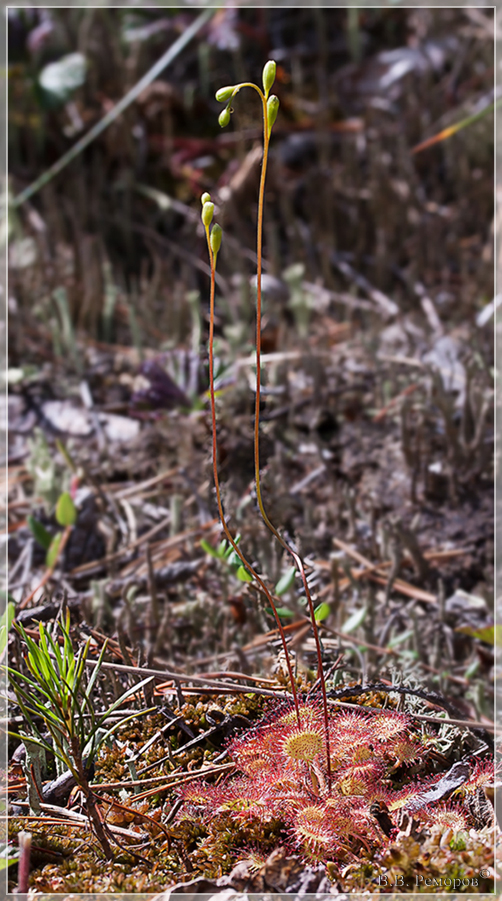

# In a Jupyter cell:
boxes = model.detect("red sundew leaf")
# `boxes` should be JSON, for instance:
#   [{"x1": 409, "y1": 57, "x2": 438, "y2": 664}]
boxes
[
  {"x1": 332, "y1": 759, "x2": 387, "y2": 796},
  {"x1": 213, "y1": 775, "x2": 285, "y2": 822},
  {"x1": 229, "y1": 701, "x2": 328, "y2": 776},
  {"x1": 328, "y1": 711, "x2": 378, "y2": 760},
  {"x1": 368, "y1": 710, "x2": 412, "y2": 741},
  {"x1": 229, "y1": 732, "x2": 279, "y2": 773},
  {"x1": 292, "y1": 803, "x2": 337, "y2": 851},
  {"x1": 460, "y1": 759, "x2": 495, "y2": 794},
  {"x1": 420, "y1": 801, "x2": 471, "y2": 832},
  {"x1": 279, "y1": 723, "x2": 325, "y2": 764},
  {"x1": 179, "y1": 781, "x2": 221, "y2": 809},
  {"x1": 387, "y1": 778, "x2": 438, "y2": 812},
  {"x1": 386, "y1": 736, "x2": 426, "y2": 766},
  {"x1": 331, "y1": 710, "x2": 373, "y2": 737},
  {"x1": 324, "y1": 796, "x2": 381, "y2": 847},
  {"x1": 275, "y1": 701, "x2": 326, "y2": 729}
]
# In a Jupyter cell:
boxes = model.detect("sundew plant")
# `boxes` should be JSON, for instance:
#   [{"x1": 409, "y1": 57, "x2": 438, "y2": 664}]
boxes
[{"x1": 175, "y1": 61, "x2": 495, "y2": 889}]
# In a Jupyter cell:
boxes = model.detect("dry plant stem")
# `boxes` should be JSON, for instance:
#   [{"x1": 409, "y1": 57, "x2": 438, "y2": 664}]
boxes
[
  {"x1": 70, "y1": 735, "x2": 114, "y2": 859},
  {"x1": 205, "y1": 225, "x2": 300, "y2": 724},
  {"x1": 253, "y1": 88, "x2": 332, "y2": 787}
]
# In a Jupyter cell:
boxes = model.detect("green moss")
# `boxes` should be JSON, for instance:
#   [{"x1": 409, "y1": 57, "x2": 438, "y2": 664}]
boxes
[{"x1": 172, "y1": 813, "x2": 286, "y2": 881}]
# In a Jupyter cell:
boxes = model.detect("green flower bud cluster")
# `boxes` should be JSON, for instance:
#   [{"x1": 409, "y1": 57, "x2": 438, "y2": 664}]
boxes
[
  {"x1": 263, "y1": 62, "x2": 279, "y2": 136},
  {"x1": 215, "y1": 84, "x2": 236, "y2": 129},
  {"x1": 215, "y1": 61, "x2": 278, "y2": 132},
  {"x1": 200, "y1": 193, "x2": 222, "y2": 259}
]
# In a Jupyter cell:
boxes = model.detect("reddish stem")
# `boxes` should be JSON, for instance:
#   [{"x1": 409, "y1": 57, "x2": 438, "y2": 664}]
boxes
[
  {"x1": 253, "y1": 98, "x2": 332, "y2": 789},
  {"x1": 206, "y1": 232, "x2": 300, "y2": 725}
]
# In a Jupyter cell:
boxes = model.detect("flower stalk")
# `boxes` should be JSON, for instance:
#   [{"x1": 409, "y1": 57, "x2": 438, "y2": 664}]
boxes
[
  {"x1": 201, "y1": 195, "x2": 300, "y2": 724},
  {"x1": 215, "y1": 60, "x2": 331, "y2": 787}
]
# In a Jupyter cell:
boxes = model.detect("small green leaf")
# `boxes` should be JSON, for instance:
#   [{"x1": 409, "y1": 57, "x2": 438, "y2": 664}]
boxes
[
  {"x1": 341, "y1": 605, "x2": 367, "y2": 634},
  {"x1": 27, "y1": 516, "x2": 52, "y2": 550},
  {"x1": 55, "y1": 492, "x2": 77, "y2": 527},
  {"x1": 314, "y1": 602, "x2": 331, "y2": 623},
  {"x1": 449, "y1": 834, "x2": 467, "y2": 851},
  {"x1": 46, "y1": 531, "x2": 63, "y2": 568},
  {"x1": 275, "y1": 566, "x2": 297, "y2": 596},
  {"x1": 266, "y1": 606, "x2": 294, "y2": 619},
  {"x1": 200, "y1": 539, "x2": 221, "y2": 559},
  {"x1": 227, "y1": 552, "x2": 243, "y2": 569},
  {"x1": 223, "y1": 534, "x2": 241, "y2": 559},
  {"x1": 236, "y1": 565, "x2": 253, "y2": 583}
]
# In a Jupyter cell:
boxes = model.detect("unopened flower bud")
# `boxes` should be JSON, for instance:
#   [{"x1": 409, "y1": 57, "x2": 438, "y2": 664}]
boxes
[
  {"x1": 218, "y1": 107, "x2": 231, "y2": 128},
  {"x1": 215, "y1": 86, "x2": 235, "y2": 103},
  {"x1": 210, "y1": 224, "x2": 222, "y2": 256},
  {"x1": 201, "y1": 192, "x2": 211, "y2": 206},
  {"x1": 201, "y1": 202, "x2": 214, "y2": 227},
  {"x1": 267, "y1": 95, "x2": 280, "y2": 136},
  {"x1": 262, "y1": 60, "x2": 277, "y2": 97}
]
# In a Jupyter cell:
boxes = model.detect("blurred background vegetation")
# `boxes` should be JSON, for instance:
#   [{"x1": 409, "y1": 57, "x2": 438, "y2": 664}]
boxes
[{"x1": 8, "y1": 5, "x2": 494, "y2": 358}]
